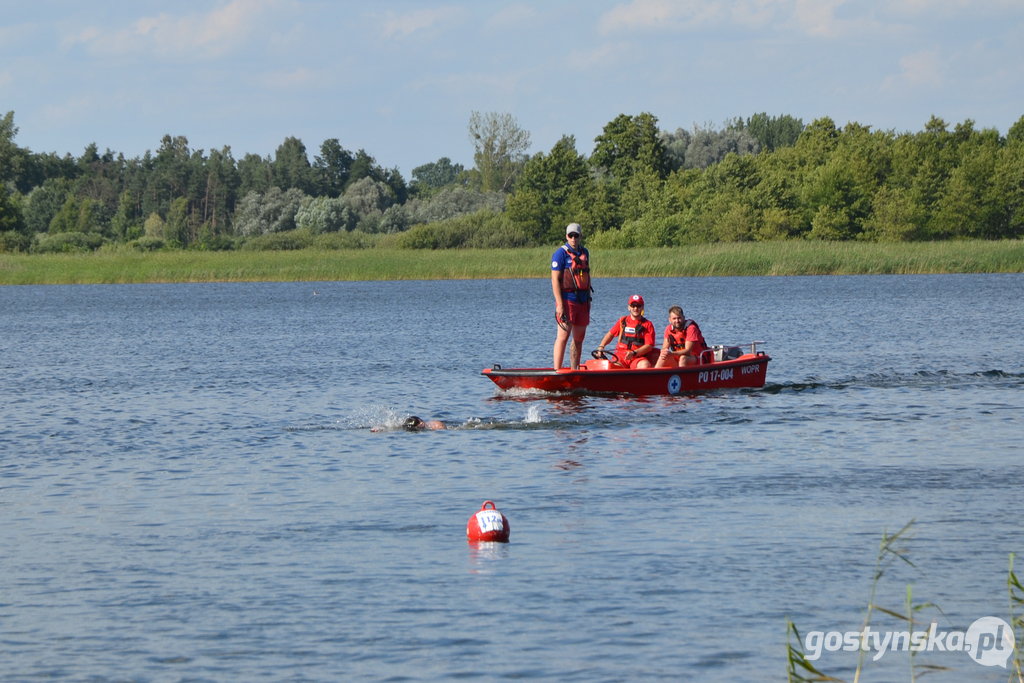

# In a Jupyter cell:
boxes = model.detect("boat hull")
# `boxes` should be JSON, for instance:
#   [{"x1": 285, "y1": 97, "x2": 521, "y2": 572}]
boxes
[{"x1": 482, "y1": 352, "x2": 770, "y2": 396}]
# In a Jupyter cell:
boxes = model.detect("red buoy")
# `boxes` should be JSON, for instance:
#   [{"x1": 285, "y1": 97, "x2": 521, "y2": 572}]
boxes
[{"x1": 466, "y1": 500, "x2": 510, "y2": 543}]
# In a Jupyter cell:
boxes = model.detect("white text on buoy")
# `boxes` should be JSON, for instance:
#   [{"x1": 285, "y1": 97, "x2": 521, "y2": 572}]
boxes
[{"x1": 466, "y1": 500, "x2": 510, "y2": 543}]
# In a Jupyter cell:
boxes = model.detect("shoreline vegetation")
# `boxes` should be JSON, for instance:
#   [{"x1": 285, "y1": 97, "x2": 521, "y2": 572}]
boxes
[{"x1": 1, "y1": 240, "x2": 1023, "y2": 285}]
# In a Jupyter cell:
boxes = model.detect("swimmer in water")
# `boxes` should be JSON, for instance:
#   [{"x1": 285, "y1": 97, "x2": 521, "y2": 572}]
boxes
[
  {"x1": 371, "y1": 415, "x2": 446, "y2": 432},
  {"x1": 403, "y1": 416, "x2": 445, "y2": 431}
]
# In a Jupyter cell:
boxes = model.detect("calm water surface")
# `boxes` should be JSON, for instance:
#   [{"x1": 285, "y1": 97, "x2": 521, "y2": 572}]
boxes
[{"x1": 2, "y1": 274, "x2": 1023, "y2": 681}]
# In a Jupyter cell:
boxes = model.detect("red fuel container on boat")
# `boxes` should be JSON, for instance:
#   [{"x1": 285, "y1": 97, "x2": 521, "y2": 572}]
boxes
[{"x1": 466, "y1": 500, "x2": 510, "y2": 543}]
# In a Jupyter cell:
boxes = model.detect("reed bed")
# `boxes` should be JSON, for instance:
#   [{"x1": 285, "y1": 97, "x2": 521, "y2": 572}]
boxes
[{"x1": 1, "y1": 240, "x2": 1022, "y2": 285}]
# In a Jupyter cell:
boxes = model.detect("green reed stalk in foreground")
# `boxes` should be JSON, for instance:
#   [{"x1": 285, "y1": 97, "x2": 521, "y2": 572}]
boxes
[
  {"x1": 2, "y1": 239, "x2": 1024, "y2": 285},
  {"x1": 1010, "y1": 553, "x2": 1024, "y2": 681},
  {"x1": 785, "y1": 619, "x2": 843, "y2": 682},
  {"x1": 787, "y1": 524, "x2": 1024, "y2": 683},
  {"x1": 786, "y1": 521, "x2": 922, "y2": 683},
  {"x1": 851, "y1": 520, "x2": 921, "y2": 682}
]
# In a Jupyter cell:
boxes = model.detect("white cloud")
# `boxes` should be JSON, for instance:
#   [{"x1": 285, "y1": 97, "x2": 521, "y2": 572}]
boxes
[
  {"x1": 598, "y1": 0, "x2": 722, "y2": 33},
  {"x1": 65, "y1": 0, "x2": 276, "y2": 59},
  {"x1": 597, "y1": 0, "x2": 891, "y2": 38},
  {"x1": 42, "y1": 95, "x2": 97, "y2": 125},
  {"x1": 882, "y1": 49, "x2": 944, "y2": 91},
  {"x1": 485, "y1": 4, "x2": 538, "y2": 31},
  {"x1": 791, "y1": 0, "x2": 846, "y2": 37},
  {"x1": 567, "y1": 42, "x2": 632, "y2": 70},
  {"x1": 0, "y1": 23, "x2": 30, "y2": 47},
  {"x1": 411, "y1": 70, "x2": 527, "y2": 99},
  {"x1": 730, "y1": 0, "x2": 784, "y2": 29},
  {"x1": 380, "y1": 7, "x2": 463, "y2": 39},
  {"x1": 888, "y1": 0, "x2": 1021, "y2": 15},
  {"x1": 259, "y1": 67, "x2": 316, "y2": 89}
]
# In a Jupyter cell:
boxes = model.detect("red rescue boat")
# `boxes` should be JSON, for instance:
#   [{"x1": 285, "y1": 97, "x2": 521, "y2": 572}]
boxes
[{"x1": 482, "y1": 343, "x2": 770, "y2": 396}]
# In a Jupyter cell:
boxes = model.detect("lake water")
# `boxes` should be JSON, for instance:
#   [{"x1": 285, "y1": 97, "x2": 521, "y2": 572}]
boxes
[{"x1": 2, "y1": 273, "x2": 1022, "y2": 681}]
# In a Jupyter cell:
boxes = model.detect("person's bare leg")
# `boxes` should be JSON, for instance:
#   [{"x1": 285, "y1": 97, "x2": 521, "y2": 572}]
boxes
[
  {"x1": 553, "y1": 325, "x2": 570, "y2": 369},
  {"x1": 568, "y1": 325, "x2": 586, "y2": 370}
]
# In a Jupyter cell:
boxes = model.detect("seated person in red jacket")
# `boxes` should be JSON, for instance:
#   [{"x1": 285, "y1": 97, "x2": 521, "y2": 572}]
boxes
[
  {"x1": 596, "y1": 294, "x2": 658, "y2": 368},
  {"x1": 655, "y1": 305, "x2": 709, "y2": 367}
]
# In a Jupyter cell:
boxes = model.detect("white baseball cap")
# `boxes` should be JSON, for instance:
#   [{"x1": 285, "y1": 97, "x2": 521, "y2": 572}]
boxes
[{"x1": 565, "y1": 223, "x2": 582, "y2": 237}]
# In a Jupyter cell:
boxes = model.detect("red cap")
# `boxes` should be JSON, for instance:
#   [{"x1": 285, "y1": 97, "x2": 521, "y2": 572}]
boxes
[{"x1": 628, "y1": 294, "x2": 644, "y2": 307}]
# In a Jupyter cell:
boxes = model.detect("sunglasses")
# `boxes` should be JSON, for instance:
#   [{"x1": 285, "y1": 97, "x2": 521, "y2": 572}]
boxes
[{"x1": 567, "y1": 233, "x2": 581, "y2": 239}]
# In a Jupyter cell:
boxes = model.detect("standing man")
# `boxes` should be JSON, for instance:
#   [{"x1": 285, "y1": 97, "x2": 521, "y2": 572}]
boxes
[{"x1": 551, "y1": 222, "x2": 591, "y2": 370}]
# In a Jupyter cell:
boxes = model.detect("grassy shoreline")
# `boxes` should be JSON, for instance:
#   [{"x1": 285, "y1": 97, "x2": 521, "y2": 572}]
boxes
[{"x1": 1, "y1": 240, "x2": 1023, "y2": 285}]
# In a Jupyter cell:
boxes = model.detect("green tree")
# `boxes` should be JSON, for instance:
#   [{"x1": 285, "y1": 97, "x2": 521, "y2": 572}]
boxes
[
  {"x1": 0, "y1": 187, "x2": 24, "y2": 233},
  {"x1": 1, "y1": 111, "x2": 24, "y2": 186},
  {"x1": 238, "y1": 153, "x2": 273, "y2": 196},
  {"x1": 619, "y1": 168, "x2": 666, "y2": 224},
  {"x1": 931, "y1": 138, "x2": 1002, "y2": 238},
  {"x1": 313, "y1": 138, "x2": 353, "y2": 197},
  {"x1": 994, "y1": 138, "x2": 1024, "y2": 236},
  {"x1": 272, "y1": 136, "x2": 315, "y2": 194},
  {"x1": 16, "y1": 150, "x2": 79, "y2": 195},
  {"x1": 794, "y1": 117, "x2": 840, "y2": 166},
  {"x1": 1008, "y1": 115, "x2": 1024, "y2": 144},
  {"x1": 110, "y1": 190, "x2": 141, "y2": 240},
  {"x1": 0, "y1": 110, "x2": 26, "y2": 232},
  {"x1": 745, "y1": 113, "x2": 804, "y2": 151},
  {"x1": 711, "y1": 199, "x2": 758, "y2": 242},
  {"x1": 506, "y1": 135, "x2": 591, "y2": 242},
  {"x1": 862, "y1": 186, "x2": 926, "y2": 241},
  {"x1": 24, "y1": 178, "x2": 72, "y2": 234},
  {"x1": 340, "y1": 177, "x2": 396, "y2": 232},
  {"x1": 144, "y1": 212, "x2": 166, "y2": 239},
  {"x1": 404, "y1": 186, "x2": 505, "y2": 225},
  {"x1": 572, "y1": 177, "x2": 622, "y2": 235},
  {"x1": 232, "y1": 187, "x2": 307, "y2": 237},
  {"x1": 48, "y1": 196, "x2": 104, "y2": 234},
  {"x1": 294, "y1": 196, "x2": 355, "y2": 233},
  {"x1": 683, "y1": 124, "x2": 760, "y2": 170},
  {"x1": 164, "y1": 197, "x2": 191, "y2": 246},
  {"x1": 591, "y1": 112, "x2": 670, "y2": 181},
  {"x1": 658, "y1": 128, "x2": 692, "y2": 171},
  {"x1": 468, "y1": 111, "x2": 531, "y2": 193},
  {"x1": 74, "y1": 144, "x2": 122, "y2": 226},
  {"x1": 198, "y1": 146, "x2": 239, "y2": 234},
  {"x1": 381, "y1": 166, "x2": 408, "y2": 204},
  {"x1": 144, "y1": 134, "x2": 193, "y2": 224},
  {"x1": 411, "y1": 157, "x2": 465, "y2": 195},
  {"x1": 799, "y1": 158, "x2": 868, "y2": 239},
  {"x1": 349, "y1": 149, "x2": 382, "y2": 184}
]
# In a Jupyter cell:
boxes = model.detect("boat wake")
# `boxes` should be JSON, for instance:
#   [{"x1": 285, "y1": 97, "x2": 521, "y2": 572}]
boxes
[
  {"x1": 761, "y1": 368, "x2": 1024, "y2": 394},
  {"x1": 286, "y1": 404, "x2": 565, "y2": 433}
]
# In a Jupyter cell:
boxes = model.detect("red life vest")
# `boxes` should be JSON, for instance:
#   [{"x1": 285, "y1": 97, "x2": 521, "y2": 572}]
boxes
[
  {"x1": 560, "y1": 246, "x2": 591, "y2": 293},
  {"x1": 666, "y1": 320, "x2": 707, "y2": 354},
  {"x1": 618, "y1": 315, "x2": 649, "y2": 350}
]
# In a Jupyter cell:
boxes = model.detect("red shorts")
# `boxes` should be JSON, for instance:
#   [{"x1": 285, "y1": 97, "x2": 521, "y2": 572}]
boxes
[
  {"x1": 563, "y1": 299, "x2": 590, "y2": 327},
  {"x1": 618, "y1": 348, "x2": 660, "y2": 368}
]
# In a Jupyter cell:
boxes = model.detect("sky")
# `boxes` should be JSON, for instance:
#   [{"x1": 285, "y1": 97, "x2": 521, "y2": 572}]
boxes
[{"x1": 3, "y1": 0, "x2": 1023, "y2": 179}]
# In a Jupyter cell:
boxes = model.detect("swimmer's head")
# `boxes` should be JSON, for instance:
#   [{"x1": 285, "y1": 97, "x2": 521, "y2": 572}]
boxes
[{"x1": 403, "y1": 416, "x2": 424, "y2": 431}]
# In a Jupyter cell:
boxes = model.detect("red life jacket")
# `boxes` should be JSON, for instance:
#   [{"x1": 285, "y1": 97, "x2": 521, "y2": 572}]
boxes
[
  {"x1": 560, "y1": 246, "x2": 591, "y2": 293},
  {"x1": 618, "y1": 315, "x2": 649, "y2": 350},
  {"x1": 666, "y1": 320, "x2": 707, "y2": 353}
]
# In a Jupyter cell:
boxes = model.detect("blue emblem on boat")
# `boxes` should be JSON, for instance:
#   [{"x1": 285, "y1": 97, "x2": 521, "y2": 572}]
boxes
[{"x1": 667, "y1": 374, "x2": 682, "y2": 394}]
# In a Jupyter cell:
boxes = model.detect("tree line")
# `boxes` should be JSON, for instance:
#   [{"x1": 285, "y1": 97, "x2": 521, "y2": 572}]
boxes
[{"x1": 1, "y1": 108, "x2": 1023, "y2": 253}]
